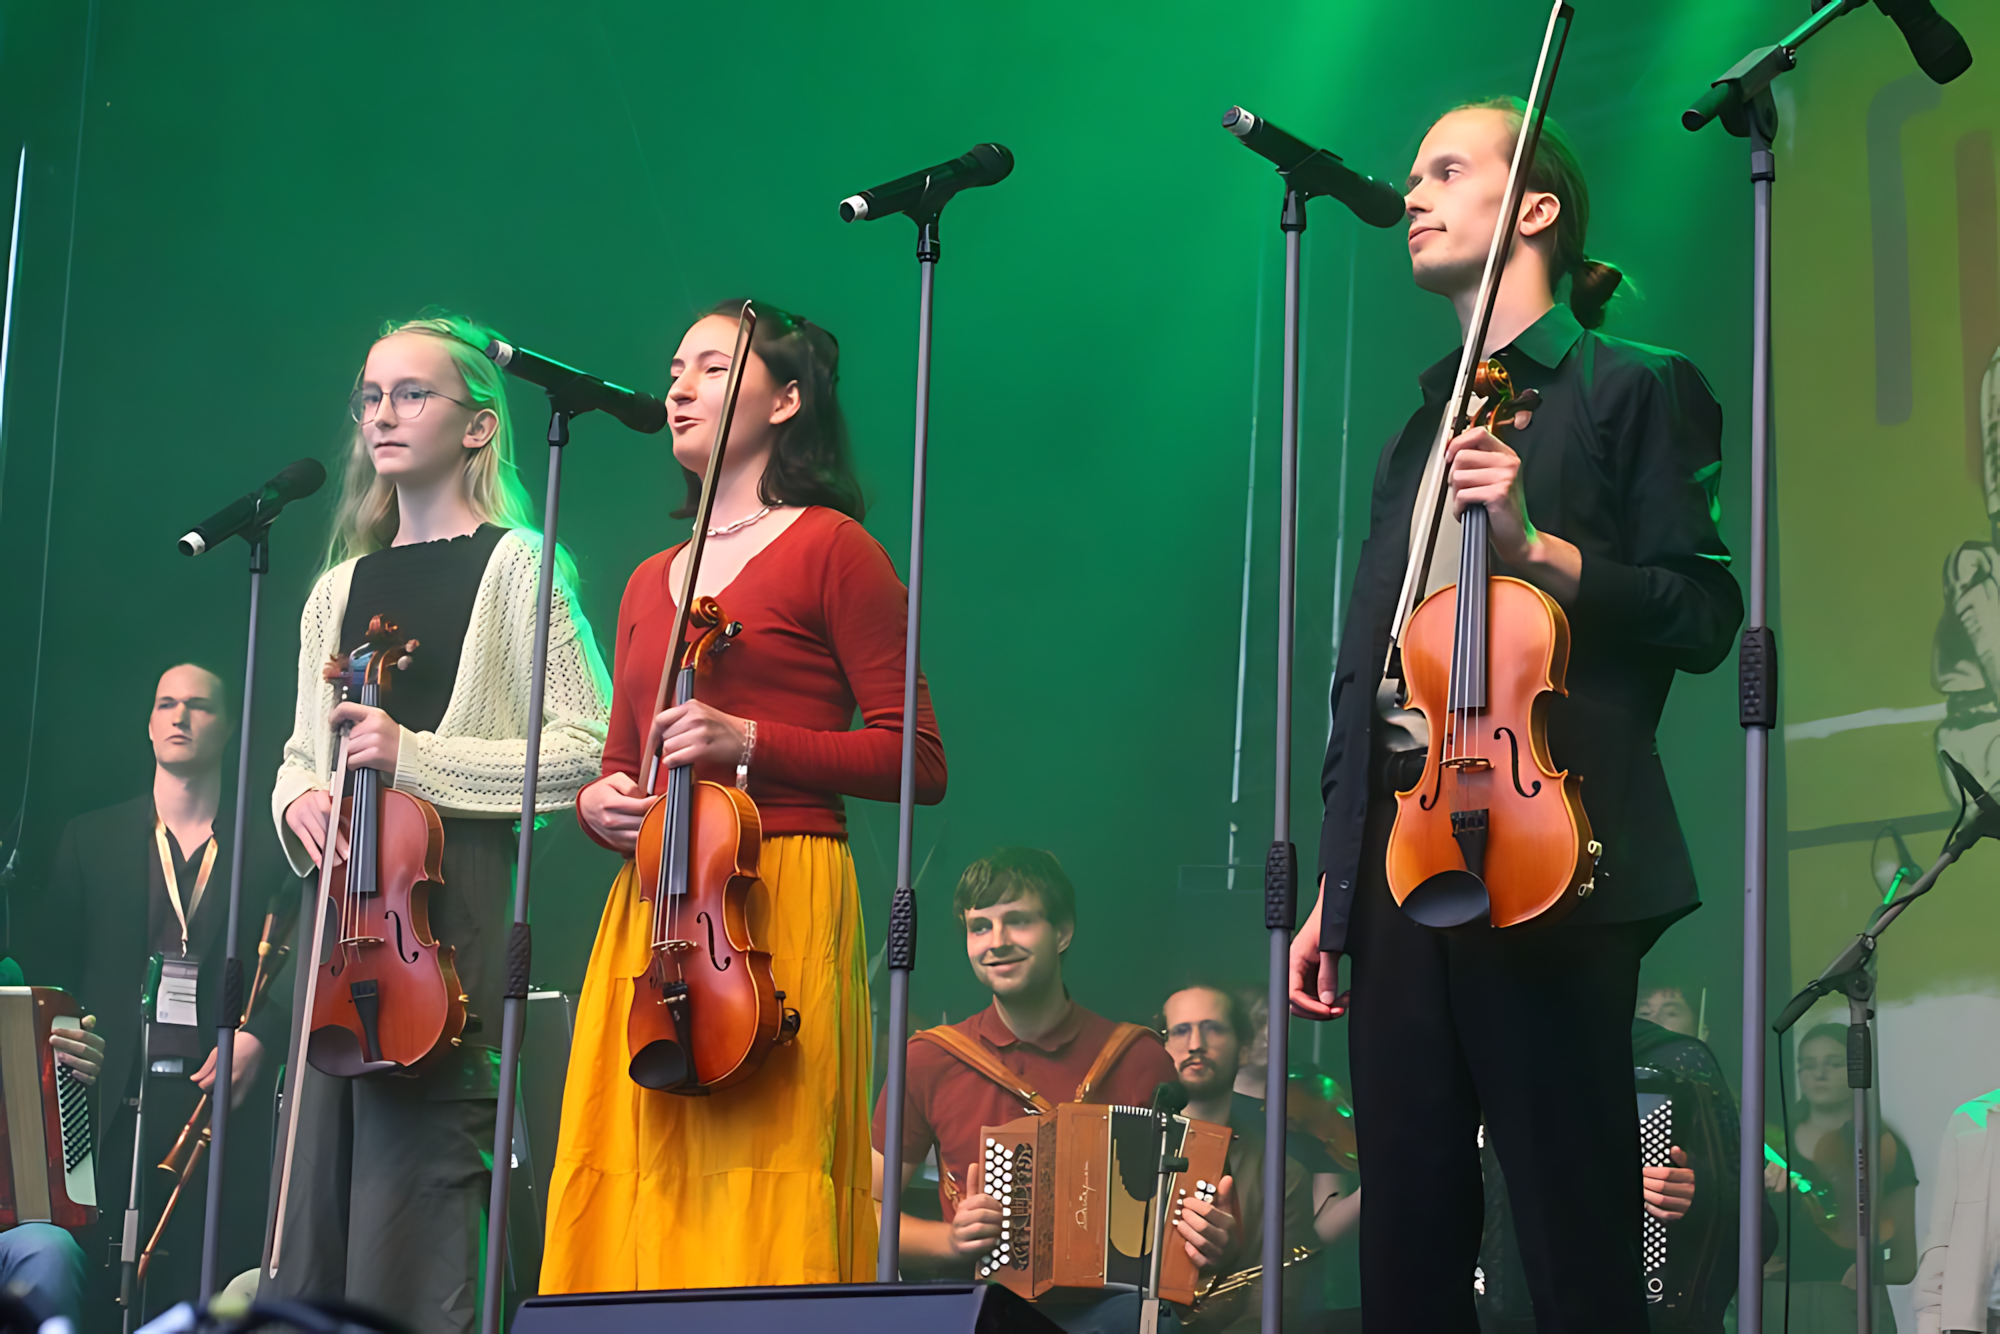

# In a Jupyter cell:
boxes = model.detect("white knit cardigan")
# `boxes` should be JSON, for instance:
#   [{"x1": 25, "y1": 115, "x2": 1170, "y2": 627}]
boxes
[{"x1": 269, "y1": 528, "x2": 611, "y2": 877}]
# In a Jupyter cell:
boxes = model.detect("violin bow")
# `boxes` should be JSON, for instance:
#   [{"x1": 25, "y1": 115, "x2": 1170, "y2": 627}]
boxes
[
  {"x1": 645, "y1": 301, "x2": 759, "y2": 796},
  {"x1": 265, "y1": 720, "x2": 352, "y2": 1278},
  {"x1": 1383, "y1": 0, "x2": 1574, "y2": 678}
]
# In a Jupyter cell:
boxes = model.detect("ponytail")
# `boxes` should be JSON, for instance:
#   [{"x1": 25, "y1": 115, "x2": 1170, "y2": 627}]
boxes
[{"x1": 1570, "y1": 257, "x2": 1625, "y2": 330}]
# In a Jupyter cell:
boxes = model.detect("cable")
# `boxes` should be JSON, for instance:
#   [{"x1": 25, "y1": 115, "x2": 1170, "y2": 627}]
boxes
[
  {"x1": 1777, "y1": 1032, "x2": 1793, "y2": 1334},
  {"x1": 2, "y1": 0, "x2": 97, "y2": 880}
]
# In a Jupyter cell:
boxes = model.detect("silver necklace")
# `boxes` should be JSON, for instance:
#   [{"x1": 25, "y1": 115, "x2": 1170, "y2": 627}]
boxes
[{"x1": 707, "y1": 503, "x2": 782, "y2": 538}]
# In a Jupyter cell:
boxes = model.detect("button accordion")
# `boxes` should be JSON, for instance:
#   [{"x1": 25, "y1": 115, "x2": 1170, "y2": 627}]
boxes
[
  {"x1": 0, "y1": 986, "x2": 98, "y2": 1232},
  {"x1": 976, "y1": 1102, "x2": 1231, "y2": 1306}
]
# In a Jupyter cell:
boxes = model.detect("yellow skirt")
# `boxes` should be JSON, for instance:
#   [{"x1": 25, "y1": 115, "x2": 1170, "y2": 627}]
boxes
[{"x1": 540, "y1": 834, "x2": 877, "y2": 1291}]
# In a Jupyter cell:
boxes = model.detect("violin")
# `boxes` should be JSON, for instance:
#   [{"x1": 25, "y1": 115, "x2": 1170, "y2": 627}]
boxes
[
  {"x1": 628, "y1": 598, "x2": 796, "y2": 1092},
  {"x1": 1382, "y1": 0, "x2": 1596, "y2": 930},
  {"x1": 306, "y1": 617, "x2": 466, "y2": 1076},
  {"x1": 1284, "y1": 1067, "x2": 1360, "y2": 1175},
  {"x1": 624, "y1": 299, "x2": 797, "y2": 1094}
]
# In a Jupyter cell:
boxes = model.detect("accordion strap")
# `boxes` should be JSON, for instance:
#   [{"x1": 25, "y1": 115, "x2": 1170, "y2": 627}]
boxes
[
  {"x1": 911, "y1": 1019, "x2": 1153, "y2": 1113},
  {"x1": 913, "y1": 1026, "x2": 1056, "y2": 1115},
  {"x1": 1073, "y1": 1023, "x2": 1149, "y2": 1104}
]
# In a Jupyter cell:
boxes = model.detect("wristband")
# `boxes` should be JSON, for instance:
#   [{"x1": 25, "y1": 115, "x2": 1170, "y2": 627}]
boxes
[{"x1": 735, "y1": 720, "x2": 758, "y2": 791}]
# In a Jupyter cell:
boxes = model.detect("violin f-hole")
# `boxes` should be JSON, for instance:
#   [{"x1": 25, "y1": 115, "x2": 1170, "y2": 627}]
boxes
[
  {"x1": 696, "y1": 911, "x2": 732, "y2": 973},
  {"x1": 386, "y1": 908, "x2": 418, "y2": 964},
  {"x1": 1493, "y1": 726, "x2": 1543, "y2": 799}
]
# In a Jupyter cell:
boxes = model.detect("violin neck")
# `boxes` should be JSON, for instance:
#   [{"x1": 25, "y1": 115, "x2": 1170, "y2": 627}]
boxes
[
  {"x1": 1451, "y1": 505, "x2": 1490, "y2": 713},
  {"x1": 349, "y1": 681, "x2": 381, "y2": 898},
  {"x1": 660, "y1": 664, "x2": 697, "y2": 907}
]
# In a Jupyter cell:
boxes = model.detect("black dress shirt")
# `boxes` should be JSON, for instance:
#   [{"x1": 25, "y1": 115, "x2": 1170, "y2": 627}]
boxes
[{"x1": 1316, "y1": 304, "x2": 1743, "y2": 951}]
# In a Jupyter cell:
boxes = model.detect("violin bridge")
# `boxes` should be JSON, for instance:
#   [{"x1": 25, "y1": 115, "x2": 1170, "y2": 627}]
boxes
[
  {"x1": 660, "y1": 940, "x2": 697, "y2": 954},
  {"x1": 1442, "y1": 757, "x2": 1492, "y2": 772},
  {"x1": 337, "y1": 935, "x2": 385, "y2": 948}
]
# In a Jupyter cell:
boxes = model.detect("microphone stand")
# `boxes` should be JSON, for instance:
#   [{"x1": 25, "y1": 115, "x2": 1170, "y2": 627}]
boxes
[
  {"x1": 198, "y1": 515, "x2": 275, "y2": 1301},
  {"x1": 478, "y1": 391, "x2": 582, "y2": 1334},
  {"x1": 1768, "y1": 757, "x2": 2000, "y2": 1334},
  {"x1": 119, "y1": 1017, "x2": 153, "y2": 1331},
  {"x1": 873, "y1": 195, "x2": 950, "y2": 1284},
  {"x1": 1140, "y1": 1116, "x2": 1190, "y2": 1334},
  {"x1": 1680, "y1": 9, "x2": 1880, "y2": 1329}
]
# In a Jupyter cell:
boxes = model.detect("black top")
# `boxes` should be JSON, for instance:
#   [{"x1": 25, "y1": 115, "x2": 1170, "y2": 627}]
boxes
[
  {"x1": 1317, "y1": 305, "x2": 1743, "y2": 949},
  {"x1": 1777, "y1": 1112, "x2": 1918, "y2": 1283},
  {"x1": 340, "y1": 524, "x2": 507, "y2": 733}
]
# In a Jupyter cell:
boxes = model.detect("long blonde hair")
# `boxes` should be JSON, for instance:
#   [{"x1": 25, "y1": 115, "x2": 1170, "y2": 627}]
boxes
[{"x1": 323, "y1": 310, "x2": 569, "y2": 579}]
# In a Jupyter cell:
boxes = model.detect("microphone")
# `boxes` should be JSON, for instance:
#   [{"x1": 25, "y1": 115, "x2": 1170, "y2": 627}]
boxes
[
  {"x1": 838, "y1": 144, "x2": 1015, "y2": 223},
  {"x1": 1223, "y1": 107, "x2": 1406, "y2": 229},
  {"x1": 1941, "y1": 753, "x2": 2000, "y2": 857},
  {"x1": 1150, "y1": 1080, "x2": 1190, "y2": 1117},
  {"x1": 177, "y1": 458, "x2": 326, "y2": 556},
  {"x1": 483, "y1": 339, "x2": 668, "y2": 434},
  {"x1": 1876, "y1": 0, "x2": 1972, "y2": 83}
]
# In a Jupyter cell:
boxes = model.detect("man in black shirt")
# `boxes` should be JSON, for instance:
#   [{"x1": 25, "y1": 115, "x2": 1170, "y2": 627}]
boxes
[{"x1": 1287, "y1": 101, "x2": 1742, "y2": 1332}]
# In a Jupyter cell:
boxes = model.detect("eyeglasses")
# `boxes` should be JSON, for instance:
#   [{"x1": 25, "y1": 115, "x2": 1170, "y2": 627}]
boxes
[
  {"x1": 349, "y1": 382, "x2": 474, "y2": 424},
  {"x1": 1163, "y1": 1020, "x2": 1235, "y2": 1046}
]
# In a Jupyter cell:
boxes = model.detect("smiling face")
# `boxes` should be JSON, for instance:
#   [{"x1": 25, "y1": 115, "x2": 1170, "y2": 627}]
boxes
[
  {"x1": 1163, "y1": 987, "x2": 1241, "y2": 1102},
  {"x1": 149, "y1": 664, "x2": 231, "y2": 776},
  {"x1": 1404, "y1": 107, "x2": 1558, "y2": 301},
  {"x1": 358, "y1": 332, "x2": 496, "y2": 489},
  {"x1": 962, "y1": 889, "x2": 1071, "y2": 1002},
  {"x1": 666, "y1": 315, "x2": 801, "y2": 482}
]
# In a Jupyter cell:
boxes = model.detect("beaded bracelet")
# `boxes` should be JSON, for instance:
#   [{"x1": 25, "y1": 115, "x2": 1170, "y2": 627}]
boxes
[{"x1": 735, "y1": 719, "x2": 758, "y2": 791}]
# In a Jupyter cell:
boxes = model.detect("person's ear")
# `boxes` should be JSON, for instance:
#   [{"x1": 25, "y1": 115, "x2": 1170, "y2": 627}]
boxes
[
  {"x1": 464, "y1": 408, "x2": 499, "y2": 450},
  {"x1": 768, "y1": 380, "x2": 802, "y2": 428},
  {"x1": 1518, "y1": 190, "x2": 1561, "y2": 240},
  {"x1": 1055, "y1": 919, "x2": 1074, "y2": 956}
]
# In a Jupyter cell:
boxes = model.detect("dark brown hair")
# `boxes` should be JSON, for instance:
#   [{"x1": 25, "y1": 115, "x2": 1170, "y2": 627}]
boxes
[
  {"x1": 952, "y1": 847, "x2": 1076, "y2": 930},
  {"x1": 673, "y1": 299, "x2": 864, "y2": 521},
  {"x1": 1159, "y1": 982, "x2": 1254, "y2": 1047},
  {"x1": 1451, "y1": 97, "x2": 1625, "y2": 329}
]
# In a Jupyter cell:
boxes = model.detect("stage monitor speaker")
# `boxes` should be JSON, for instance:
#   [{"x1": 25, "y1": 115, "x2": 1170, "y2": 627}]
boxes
[{"x1": 512, "y1": 1282, "x2": 1063, "y2": 1333}]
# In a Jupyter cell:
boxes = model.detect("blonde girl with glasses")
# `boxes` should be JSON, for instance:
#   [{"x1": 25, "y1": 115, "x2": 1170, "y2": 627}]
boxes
[{"x1": 262, "y1": 311, "x2": 609, "y2": 1333}]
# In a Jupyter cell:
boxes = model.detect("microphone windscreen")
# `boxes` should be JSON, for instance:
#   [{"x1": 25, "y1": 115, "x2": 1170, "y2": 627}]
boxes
[
  {"x1": 1877, "y1": 0, "x2": 1973, "y2": 83},
  {"x1": 1151, "y1": 1080, "x2": 1190, "y2": 1116},
  {"x1": 969, "y1": 142, "x2": 1015, "y2": 186},
  {"x1": 274, "y1": 457, "x2": 328, "y2": 501}
]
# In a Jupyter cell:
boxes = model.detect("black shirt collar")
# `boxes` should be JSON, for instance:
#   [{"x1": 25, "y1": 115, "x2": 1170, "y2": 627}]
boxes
[{"x1": 1417, "y1": 302, "x2": 1586, "y2": 403}]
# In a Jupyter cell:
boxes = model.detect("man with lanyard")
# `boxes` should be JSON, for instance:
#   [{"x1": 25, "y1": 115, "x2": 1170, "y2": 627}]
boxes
[
  {"x1": 873, "y1": 848, "x2": 1238, "y2": 1333},
  {"x1": 27, "y1": 663, "x2": 287, "y2": 1320},
  {"x1": 1286, "y1": 101, "x2": 1743, "y2": 1332}
]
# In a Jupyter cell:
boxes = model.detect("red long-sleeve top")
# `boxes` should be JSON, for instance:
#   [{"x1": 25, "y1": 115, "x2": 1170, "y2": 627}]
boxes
[{"x1": 587, "y1": 505, "x2": 946, "y2": 845}]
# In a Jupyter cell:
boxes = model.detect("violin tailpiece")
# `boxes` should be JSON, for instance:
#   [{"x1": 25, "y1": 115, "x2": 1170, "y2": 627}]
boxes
[{"x1": 1450, "y1": 808, "x2": 1490, "y2": 881}]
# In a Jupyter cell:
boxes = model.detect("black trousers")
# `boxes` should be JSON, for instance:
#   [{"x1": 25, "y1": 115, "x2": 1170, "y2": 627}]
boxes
[{"x1": 1346, "y1": 797, "x2": 1651, "y2": 1334}]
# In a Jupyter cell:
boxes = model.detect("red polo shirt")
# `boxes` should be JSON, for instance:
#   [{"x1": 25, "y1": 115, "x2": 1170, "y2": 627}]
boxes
[{"x1": 872, "y1": 999, "x2": 1177, "y2": 1215}]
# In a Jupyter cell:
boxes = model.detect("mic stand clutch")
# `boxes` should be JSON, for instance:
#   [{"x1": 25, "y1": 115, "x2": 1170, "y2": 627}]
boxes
[{"x1": 1770, "y1": 754, "x2": 2000, "y2": 1334}]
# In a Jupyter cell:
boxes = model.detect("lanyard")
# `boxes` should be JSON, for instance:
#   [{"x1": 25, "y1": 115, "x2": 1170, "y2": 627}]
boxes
[{"x1": 154, "y1": 818, "x2": 217, "y2": 958}]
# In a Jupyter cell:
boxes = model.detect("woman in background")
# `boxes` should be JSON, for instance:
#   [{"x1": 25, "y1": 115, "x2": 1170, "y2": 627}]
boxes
[
  {"x1": 1763, "y1": 1022, "x2": 1920, "y2": 1332},
  {"x1": 266, "y1": 311, "x2": 608, "y2": 1333},
  {"x1": 543, "y1": 300, "x2": 945, "y2": 1291}
]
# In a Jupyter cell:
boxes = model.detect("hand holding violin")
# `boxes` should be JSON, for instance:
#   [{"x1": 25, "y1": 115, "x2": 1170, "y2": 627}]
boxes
[
  {"x1": 1445, "y1": 423, "x2": 1581, "y2": 604},
  {"x1": 645, "y1": 698, "x2": 751, "y2": 776}
]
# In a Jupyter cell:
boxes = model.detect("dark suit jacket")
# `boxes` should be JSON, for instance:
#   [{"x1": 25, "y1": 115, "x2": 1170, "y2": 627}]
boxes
[
  {"x1": 1317, "y1": 305, "x2": 1744, "y2": 951},
  {"x1": 32, "y1": 793, "x2": 289, "y2": 1136}
]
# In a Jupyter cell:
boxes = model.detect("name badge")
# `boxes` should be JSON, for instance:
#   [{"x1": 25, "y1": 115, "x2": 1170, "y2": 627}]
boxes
[{"x1": 157, "y1": 957, "x2": 200, "y2": 1027}]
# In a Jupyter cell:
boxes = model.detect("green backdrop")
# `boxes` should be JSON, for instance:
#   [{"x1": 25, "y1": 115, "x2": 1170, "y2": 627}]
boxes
[{"x1": 0, "y1": 0, "x2": 1820, "y2": 1122}]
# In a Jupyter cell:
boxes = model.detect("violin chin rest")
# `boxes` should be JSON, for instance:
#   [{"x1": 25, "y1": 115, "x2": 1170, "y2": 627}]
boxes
[
  {"x1": 306, "y1": 1027, "x2": 405, "y2": 1079},
  {"x1": 629, "y1": 1039, "x2": 691, "y2": 1092},
  {"x1": 1399, "y1": 871, "x2": 1491, "y2": 930}
]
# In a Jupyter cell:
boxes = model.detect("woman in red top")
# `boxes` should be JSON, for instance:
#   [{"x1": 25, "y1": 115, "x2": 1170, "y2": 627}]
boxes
[{"x1": 542, "y1": 301, "x2": 946, "y2": 1290}]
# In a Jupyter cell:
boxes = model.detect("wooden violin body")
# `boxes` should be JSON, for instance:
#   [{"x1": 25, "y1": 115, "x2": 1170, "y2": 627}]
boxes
[
  {"x1": 627, "y1": 596, "x2": 797, "y2": 1094},
  {"x1": 1389, "y1": 572, "x2": 1593, "y2": 928},
  {"x1": 628, "y1": 775, "x2": 784, "y2": 1092},
  {"x1": 1385, "y1": 359, "x2": 1596, "y2": 930},
  {"x1": 307, "y1": 620, "x2": 467, "y2": 1077}
]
